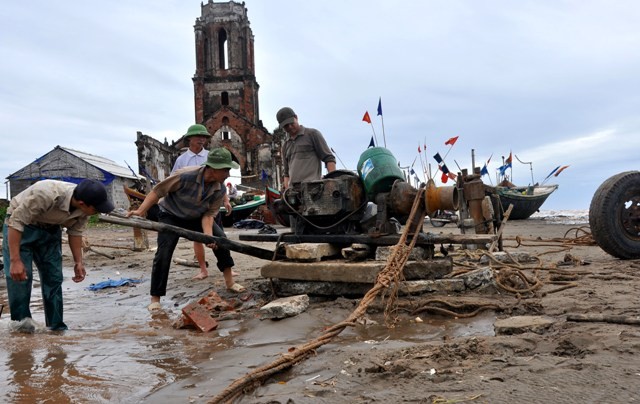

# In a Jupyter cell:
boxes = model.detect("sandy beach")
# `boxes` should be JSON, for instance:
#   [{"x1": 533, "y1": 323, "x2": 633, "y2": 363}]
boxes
[{"x1": 1, "y1": 218, "x2": 639, "y2": 403}]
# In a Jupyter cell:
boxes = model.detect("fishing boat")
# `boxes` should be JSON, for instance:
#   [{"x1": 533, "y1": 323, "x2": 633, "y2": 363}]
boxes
[
  {"x1": 219, "y1": 194, "x2": 266, "y2": 227},
  {"x1": 496, "y1": 183, "x2": 559, "y2": 220}
]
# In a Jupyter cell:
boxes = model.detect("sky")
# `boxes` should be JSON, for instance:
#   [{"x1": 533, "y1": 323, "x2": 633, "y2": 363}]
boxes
[{"x1": 2, "y1": 0, "x2": 640, "y2": 210}]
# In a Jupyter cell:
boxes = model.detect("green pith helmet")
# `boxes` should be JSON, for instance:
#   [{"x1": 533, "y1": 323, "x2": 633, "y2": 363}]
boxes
[
  {"x1": 184, "y1": 124, "x2": 212, "y2": 138},
  {"x1": 204, "y1": 147, "x2": 240, "y2": 170}
]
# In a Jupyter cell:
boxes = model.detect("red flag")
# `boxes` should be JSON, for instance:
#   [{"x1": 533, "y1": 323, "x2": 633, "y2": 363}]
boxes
[
  {"x1": 554, "y1": 165, "x2": 570, "y2": 177},
  {"x1": 418, "y1": 145, "x2": 421, "y2": 153},
  {"x1": 448, "y1": 172, "x2": 457, "y2": 180},
  {"x1": 505, "y1": 152, "x2": 512, "y2": 164},
  {"x1": 441, "y1": 171, "x2": 449, "y2": 183},
  {"x1": 362, "y1": 111, "x2": 371, "y2": 124},
  {"x1": 445, "y1": 136, "x2": 459, "y2": 146}
]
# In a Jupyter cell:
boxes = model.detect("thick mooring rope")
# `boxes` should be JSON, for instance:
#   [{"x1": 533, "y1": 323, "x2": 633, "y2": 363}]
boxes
[{"x1": 208, "y1": 188, "x2": 426, "y2": 404}]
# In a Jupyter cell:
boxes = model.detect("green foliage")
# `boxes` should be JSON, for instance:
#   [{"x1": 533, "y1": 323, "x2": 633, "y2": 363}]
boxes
[
  {"x1": 87, "y1": 214, "x2": 100, "y2": 226},
  {"x1": 0, "y1": 206, "x2": 6, "y2": 225}
]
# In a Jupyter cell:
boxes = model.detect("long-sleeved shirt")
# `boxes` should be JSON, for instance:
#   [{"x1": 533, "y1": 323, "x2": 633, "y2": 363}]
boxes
[{"x1": 6, "y1": 180, "x2": 89, "y2": 236}]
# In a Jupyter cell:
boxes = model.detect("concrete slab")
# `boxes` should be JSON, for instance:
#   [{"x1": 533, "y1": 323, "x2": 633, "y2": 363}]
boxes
[
  {"x1": 494, "y1": 315, "x2": 555, "y2": 335},
  {"x1": 260, "y1": 295, "x2": 310, "y2": 319},
  {"x1": 285, "y1": 243, "x2": 341, "y2": 261},
  {"x1": 261, "y1": 258, "x2": 452, "y2": 283}
]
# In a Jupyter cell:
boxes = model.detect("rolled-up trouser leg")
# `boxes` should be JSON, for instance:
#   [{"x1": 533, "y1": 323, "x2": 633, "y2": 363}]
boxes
[{"x1": 211, "y1": 222, "x2": 234, "y2": 271}]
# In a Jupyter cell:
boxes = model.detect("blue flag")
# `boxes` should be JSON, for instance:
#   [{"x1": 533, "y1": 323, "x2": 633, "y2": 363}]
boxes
[
  {"x1": 260, "y1": 169, "x2": 268, "y2": 181},
  {"x1": 498, "y1": 162, "x2": 511, "y2": 176},
  {"x1": 377, "y1": 97, "x2": 383, "y2": 116},
  {"x1": 410, "y1": 168, "x2": 416, "y2": 175},
  {"x1": 441, "y1": 164, "x2": 450, "y2": 174},
  {"x1": 480, "y1": 164, "x2": 488, "y2": 176},
  {"x1": 544, "y1": 165, "x2": 561, "y2": 181},
  {"x1": 433, "y1": 153, "x2": 443, "y2": 164},
  {"x1": 368, "y1": 136, "x2": 375, "y2": 148}
]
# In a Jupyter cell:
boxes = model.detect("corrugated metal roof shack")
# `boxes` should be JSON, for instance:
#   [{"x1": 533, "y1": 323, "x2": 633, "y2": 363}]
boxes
[{"x1": 6, "y1": 145, "x2": 143, "y2": 209}]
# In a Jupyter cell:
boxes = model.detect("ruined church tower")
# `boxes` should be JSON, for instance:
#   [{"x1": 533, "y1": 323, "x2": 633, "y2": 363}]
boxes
[{"x1": 193, "y1": 0, "x2": 271, "y2": 183}]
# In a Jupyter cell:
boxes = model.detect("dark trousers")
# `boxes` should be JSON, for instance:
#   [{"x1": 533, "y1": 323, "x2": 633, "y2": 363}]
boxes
[
  {"x1": 3, "y1": 223, "x2": 67, "y2": 330},
  {"x1": 150, "y1": 211, "x2": 234, "y2": 297}
]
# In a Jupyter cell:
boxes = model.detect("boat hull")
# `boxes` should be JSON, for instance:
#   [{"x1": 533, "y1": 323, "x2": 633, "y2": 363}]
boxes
[
  {"x1": 219, "y1": 197, "x2": 266, "y2": 227},
  {"x1": 497, "y1": 185, "x2": 558, "y2": 220}
]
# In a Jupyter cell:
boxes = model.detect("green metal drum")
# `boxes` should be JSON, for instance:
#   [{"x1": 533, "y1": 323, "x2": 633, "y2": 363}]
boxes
[{"x1": 357, "y1": 147, "x2": 405, "y2": 200}]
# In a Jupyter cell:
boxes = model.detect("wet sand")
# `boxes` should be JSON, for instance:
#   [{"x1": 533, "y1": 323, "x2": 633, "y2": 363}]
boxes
[{"x1": 1, "y1": 219, "x2": 639, "y2": 403}]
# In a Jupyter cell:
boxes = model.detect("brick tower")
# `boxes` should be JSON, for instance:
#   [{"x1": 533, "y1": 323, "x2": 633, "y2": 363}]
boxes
[{"x1": 193, "y1": 0, "x2": 272, "y2": 185}]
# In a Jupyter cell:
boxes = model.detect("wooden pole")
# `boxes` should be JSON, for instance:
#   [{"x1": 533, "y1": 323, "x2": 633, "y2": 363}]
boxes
[{"x1": 99, "y1": 215, "x2": 284, "y2": 261}]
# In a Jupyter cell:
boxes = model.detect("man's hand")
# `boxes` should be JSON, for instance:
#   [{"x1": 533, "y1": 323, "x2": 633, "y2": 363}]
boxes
[
  {"x1": 72, "y1": 262, "x2": 86, "y2": 283},
  {"x1": 223, "y1": 198, "x2": 232, "y2": 216},
  {"x1": 9, "y1": 258, "x2": 27, "y2": 281}
]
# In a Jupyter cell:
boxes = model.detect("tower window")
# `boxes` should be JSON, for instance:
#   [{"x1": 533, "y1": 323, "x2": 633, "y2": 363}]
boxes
[
  {"x1": 221, "y1": 131, "x2": 230, "y2": 140},
  {"x1": 221, "y1": 91, "x2": 229, "y2": 106},
  {"x1": 218, "y1": 29, "x2": 228, "y2": 70}
]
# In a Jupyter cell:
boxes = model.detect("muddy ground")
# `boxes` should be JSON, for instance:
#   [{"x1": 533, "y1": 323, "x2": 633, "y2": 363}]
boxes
[{"x1": 1, "y1": 218, "x2": 640, "y2": 403}]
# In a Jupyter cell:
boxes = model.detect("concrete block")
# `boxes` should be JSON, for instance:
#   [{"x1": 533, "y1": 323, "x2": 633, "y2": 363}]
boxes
[
  {"x1": 285, "y1": 243, "x2": 341, "y2": 261},
  {"x1": 459, "y1": 267, "x2": 496, "y2": 290},
  {"x1": 399, "y1": 279, "x2": 466, "y2": 295},
  {"x1": 260, "y1": 294, "x2": 310, "y2": 319},
  {"x1": 480, "y1": 251, "x2": 536, "y2": 265},
  {"x1": 494, "y1": 315, "x2": 555, "y2": 335},
  {"x1": 375, "y1": 246, "x2": 427, "y2": 261}
]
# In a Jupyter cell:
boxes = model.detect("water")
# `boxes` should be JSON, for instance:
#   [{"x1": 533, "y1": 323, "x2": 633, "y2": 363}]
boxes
[
  {"x1": 529, "y1": 209, "x2": 589, "y2": 225},
  {"x1": 0, "y1": 269, "x2": 496, "y2": 403}
]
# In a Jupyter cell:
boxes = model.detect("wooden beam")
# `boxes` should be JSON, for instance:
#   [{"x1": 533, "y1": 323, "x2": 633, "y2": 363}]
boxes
[{"x1": 99, "y1": 215, "x2": 284, "y2": 261}]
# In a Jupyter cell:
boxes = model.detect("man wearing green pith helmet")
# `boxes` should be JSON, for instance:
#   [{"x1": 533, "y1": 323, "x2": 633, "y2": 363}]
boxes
[
  {"x1": 171, "y1": 124, "x2": 232, "y2": 281},
  {"x1": 128, "y1": 147, "x2": 245, "y2": 312}
]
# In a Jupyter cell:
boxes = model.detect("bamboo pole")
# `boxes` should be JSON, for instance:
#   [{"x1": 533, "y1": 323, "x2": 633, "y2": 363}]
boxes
[{"x1": 99, "y1": 215, "x2": 284, "y2": 261}]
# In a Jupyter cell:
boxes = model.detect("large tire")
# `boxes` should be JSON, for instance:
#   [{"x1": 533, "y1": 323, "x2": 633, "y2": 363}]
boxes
[{"x1": 589, "y1": 171, "x2": 640, "y2": 259}]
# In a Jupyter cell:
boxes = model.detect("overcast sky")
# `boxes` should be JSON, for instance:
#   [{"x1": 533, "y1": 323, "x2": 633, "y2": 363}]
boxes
[{"x1": 2, "y1": 0, "x2": 640, "y2": 210}]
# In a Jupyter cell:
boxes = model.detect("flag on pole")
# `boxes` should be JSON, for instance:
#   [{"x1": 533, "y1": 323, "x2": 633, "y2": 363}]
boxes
[
  {"x1": 441, "y1": 171, "x2": 449, "y2": 183},
  {"x1": 368, "y1": 136, "x2": 375, "y2": 148},
  {"x1": 554, "y1": 165, "x2": 570, "y2": 177},
  {"x1": 448, "y1": 172, "x2": 457, "y2": 180},
  {"x1": 410, "y1": 168, "x2": 416, "y2": 175},
  {"x1": 362, "y1": 111, "x2": 371, "y2": 123},
  {"x1": 377, "y1": 97, "x2": 383, "y2": 116},
  {"x1": 433, "y1": 153, "x2": 443, "y2": 164},
  {"x1": 505, "y1": 152, "x2": 513, "y2": 165},
  {"x1": 418, "y1": 145, "x2": 421, "y2": 153},
  {"x1": 544, "y1": 165, "x2": 560, "y2": 181},
  {"x1": 498, "y1": 163, "x2": 511, "y2": 176},
  {"x1": 445, "y1": 136, "x2": 459, "y2": 146},
  {"x1": 480, "y1": 164, "x2": 488, "y2": 176},
  {"x1": 441, "y1": 164, "x2": 450, "y2": 174}
]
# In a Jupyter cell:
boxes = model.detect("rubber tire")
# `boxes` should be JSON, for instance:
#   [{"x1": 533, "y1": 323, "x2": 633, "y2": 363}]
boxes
[{"x1": 589, "y1": 171, "x2": 640, "y2": 259}]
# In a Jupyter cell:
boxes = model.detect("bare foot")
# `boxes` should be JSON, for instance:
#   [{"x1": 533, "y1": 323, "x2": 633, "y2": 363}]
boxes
[{"x1": 192, "y1": 272, "x2": 209, "y2": 280}]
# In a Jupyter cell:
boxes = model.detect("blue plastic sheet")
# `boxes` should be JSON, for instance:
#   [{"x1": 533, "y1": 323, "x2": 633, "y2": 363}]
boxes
[{"x1": 87, "y1": 278, "x2": 143, "y2": 291}]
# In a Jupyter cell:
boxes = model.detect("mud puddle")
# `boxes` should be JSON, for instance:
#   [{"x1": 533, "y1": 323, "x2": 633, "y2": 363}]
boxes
[{"x1": 0, "y1": 260, "x2": 495, "y2": 403}]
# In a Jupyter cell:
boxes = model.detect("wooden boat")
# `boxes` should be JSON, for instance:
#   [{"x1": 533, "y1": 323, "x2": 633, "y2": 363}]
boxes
[
  {"x1": 496, "y1": 184, "x2": 558, "y2": 220},
  {"x1": 219, "y1": 194, "x2": 266, "y2": 227}
]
